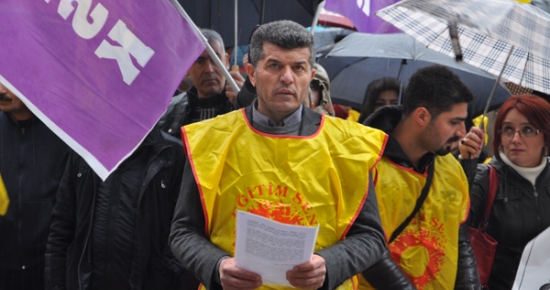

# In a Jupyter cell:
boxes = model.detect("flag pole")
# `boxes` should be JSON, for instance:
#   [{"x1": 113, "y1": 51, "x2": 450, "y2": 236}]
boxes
[{"x1": 169, "y1": 0, "x2": 240, "y2": 93}]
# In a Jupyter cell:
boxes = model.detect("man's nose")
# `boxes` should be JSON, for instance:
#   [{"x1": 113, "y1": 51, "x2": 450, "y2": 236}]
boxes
[
  {"x1": 457, "y1": 122, "x2": 466, "y2": 137},
  {"x1": 281, "y1": 66, "x2": 293, "y2": 84},
  {"x1": 205, "y1": 59, "x2": 216, "y2": 72}
]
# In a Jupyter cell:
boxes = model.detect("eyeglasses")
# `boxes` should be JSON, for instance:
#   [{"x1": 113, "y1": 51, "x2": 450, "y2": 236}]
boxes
[{"x1": 498, "y1": 125, "x2": 540, "y2": 138}]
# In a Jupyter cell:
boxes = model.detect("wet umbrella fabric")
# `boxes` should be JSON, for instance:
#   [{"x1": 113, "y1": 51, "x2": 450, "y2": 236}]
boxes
[
  {"x1": 376, "y1": 0, "x2": 550, "y2": 95},
  {"x1": 178, "y1": 0, "x2": 321, "y2": 47},
  {"x1": 318, "y1": 33, "x2": 510, "y2": 116}
]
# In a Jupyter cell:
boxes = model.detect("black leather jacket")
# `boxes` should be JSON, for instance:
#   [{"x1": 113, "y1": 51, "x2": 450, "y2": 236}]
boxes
[
  {"x1": 158, "y1": 87, "x2": 233, "y2": 139},
  {"x1": 362, "y1": 106, "x2": 480, "y2": 289},
  {"x1": 44, "y1": 128, "x2": 186, "y2": 290},
  {"x1": 464, "y1": 157, "x2": 550, "y2": 289}
]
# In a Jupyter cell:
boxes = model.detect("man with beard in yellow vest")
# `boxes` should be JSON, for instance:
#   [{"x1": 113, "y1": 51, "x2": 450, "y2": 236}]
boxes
[
  {"x1": 170, "y1": 20, "x2": 409, "y2": 290},
  {"x1": 361, "y1": 65, "x2": 481, "y2": 289}
]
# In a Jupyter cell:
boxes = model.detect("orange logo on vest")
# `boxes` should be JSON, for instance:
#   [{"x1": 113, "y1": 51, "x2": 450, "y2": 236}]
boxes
[{"x1": 235, "y1": 182, "x2": 319, "y2": 226}]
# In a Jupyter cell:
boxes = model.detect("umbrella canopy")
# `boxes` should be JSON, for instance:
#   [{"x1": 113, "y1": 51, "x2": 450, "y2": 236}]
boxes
[
  {"x1": 178, "y1": 0, "x2": 321, "y2": 47},
  {"x1": 376, "y1": 0, "x2": 550, "y2": 95},
  {"x1": 318, "y1": 33, "x2": 511, "y2": 116}
]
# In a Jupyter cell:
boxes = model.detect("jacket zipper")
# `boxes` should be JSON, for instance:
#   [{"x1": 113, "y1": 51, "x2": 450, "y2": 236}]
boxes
[
  {"x1": 129, "y1": 145, "x2": 169, "y2": 288},
  {"x1": 104, "y1": 171, "x2": 124, "y2": 284},
  {"x1": 139, "y1": 145, "x2": 170, "y2": 199},
  {"x1": 533, "y1": 185, "x2": 541, "y2": 230},
  {"x1": 78, "y1": 185, "x2": 97, "y2": 290},
  {"x1": 18, "y1": 123, "x2": 25, "y2": 268}
]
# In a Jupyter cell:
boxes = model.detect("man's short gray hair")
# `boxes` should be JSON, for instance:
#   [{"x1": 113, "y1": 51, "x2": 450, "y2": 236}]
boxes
[
  {"x1": 249, "y1": 20, "x2": 315, "y2": 67},
  {"x1": 201, "y1": 28, "x2": 225, "y2": 50}
]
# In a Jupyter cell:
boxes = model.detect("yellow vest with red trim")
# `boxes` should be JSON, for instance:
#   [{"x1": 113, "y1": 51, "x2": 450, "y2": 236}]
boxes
[
  {"x1": 182, "y1": 109, "x2": 387, "y2": 290},
  {"x1": 360, "y1": 154, "x2": 469, "y2": 290}
]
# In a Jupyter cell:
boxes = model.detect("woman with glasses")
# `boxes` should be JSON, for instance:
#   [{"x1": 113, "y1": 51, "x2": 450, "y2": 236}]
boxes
[{"x1": 459, "y1": 94, "x2": 550, "y2": 289}]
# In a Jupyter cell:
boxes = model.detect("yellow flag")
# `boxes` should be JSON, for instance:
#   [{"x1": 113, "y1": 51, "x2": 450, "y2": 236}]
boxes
[{"x1": 0, "y1": 174, "x2": 9, "y2": 216}]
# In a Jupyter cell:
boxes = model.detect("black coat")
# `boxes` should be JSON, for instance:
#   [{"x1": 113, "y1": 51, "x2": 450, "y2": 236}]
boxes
[
  {"x1": 468, "y1": 157, "x2": 550, "y2": 290},
  {"x1": 44, "y1": 129, "x2": 186, "y2": 290},
  {"x1": 0, "y1": 112, "x2": 70, "y2": 269},
  {"x1": 158, "y1": 87, "x2": 233, "y2": 139}
]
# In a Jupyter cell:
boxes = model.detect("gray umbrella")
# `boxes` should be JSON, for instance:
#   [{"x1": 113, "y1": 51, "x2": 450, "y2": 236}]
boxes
[{"x1": 318, "y1": 33, "x2": 511, "y2": 116}]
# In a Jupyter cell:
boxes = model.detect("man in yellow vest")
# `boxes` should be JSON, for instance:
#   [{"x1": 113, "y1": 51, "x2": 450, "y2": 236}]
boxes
[
  {"x1": 361, "y1": 65, "x2": 481, "y2": 289},
  {"x1": 170, "y1": 20, "x2": 404, "y2": 290}
]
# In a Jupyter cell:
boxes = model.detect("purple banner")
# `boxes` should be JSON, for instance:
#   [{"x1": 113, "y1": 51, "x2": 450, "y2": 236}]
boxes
[
  {"x1": 0, "y1": 0, "x2": 205, "y2": 180},
  {"x1": 325, "y1": 0, "x2": 401, "y2": 33}
]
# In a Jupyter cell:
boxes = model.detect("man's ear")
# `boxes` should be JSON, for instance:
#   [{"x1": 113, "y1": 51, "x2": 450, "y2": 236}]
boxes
[
  {"x1": 413, "y1": 107, "x2": 432, "y2": 127},
  {"x1": 246, "y1": 63, "x2": 257, "y2": 87},
  {"x1": 310, "y1": 68, "x2": 316, "y2": 81}
]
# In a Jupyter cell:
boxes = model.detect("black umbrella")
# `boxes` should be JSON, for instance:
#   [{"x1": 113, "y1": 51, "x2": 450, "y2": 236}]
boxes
[
  {"x1": 318, "y1": 33, "x2": 511, "y2": 117},
  {"x1": 177, "y1": 0, "x2": 322, "y2": 47}
]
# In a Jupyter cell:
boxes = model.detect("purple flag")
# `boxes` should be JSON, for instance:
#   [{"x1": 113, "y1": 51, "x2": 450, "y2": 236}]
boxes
[
  {"x1": 0, "y1": 0, "x2": 205, "y2": 180},
  {"x1": 324, "y1": 0, "x2": 401, "y2": 33}
]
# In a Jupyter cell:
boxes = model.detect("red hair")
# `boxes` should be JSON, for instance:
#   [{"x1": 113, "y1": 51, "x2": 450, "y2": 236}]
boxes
[{"x1": 493, "y1": 94, "x2": 550, "y2": 159}]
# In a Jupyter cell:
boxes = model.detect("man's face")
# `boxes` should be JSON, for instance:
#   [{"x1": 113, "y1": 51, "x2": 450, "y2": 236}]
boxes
[
  {"x1": 187, "y1": 40, "x2": 228, "y2": 99},
  {"x1": 421, "y1": 103, "x2": 468, "y2": 156},
  {"x1": 247, "y1": 43, "x2": 315, "y2": 123},
  {"x1": 0, "y1": 82, "x2": 29, "y2": 118}
]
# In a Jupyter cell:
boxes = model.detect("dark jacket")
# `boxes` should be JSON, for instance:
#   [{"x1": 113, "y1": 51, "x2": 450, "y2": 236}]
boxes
[
  {"x1": 233, "y1": 77, "x2": 257, "y2": 109},
  {"x1": 158, "y1": 87, "x2": 233, "y2": 139},
  {"x1": 362, "y1": 106, "x2": 480, "y2": 289},
  {"x1": 44, "y1": 128, "x2": 186, "y2": 290},
  {"x1": 464, "y1": 157, "x2": 550, "y2": 289},
  {"x1": 170, "y1": 106, "x2": 390, "y2": 290},
  {"x1": 0, "y1": 112, "x2": 70, "y2": 269}
]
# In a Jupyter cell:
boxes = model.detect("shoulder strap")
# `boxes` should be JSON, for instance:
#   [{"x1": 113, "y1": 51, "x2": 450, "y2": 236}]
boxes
[
  {"x1": 389, "y1": 162, "x2": 435, "y2": 243},
  {"x1": 479, "y1": 164, "x2": 498, "y2": 229}
]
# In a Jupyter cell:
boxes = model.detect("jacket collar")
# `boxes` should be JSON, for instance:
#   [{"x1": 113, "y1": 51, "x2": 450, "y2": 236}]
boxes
[
  {"x1": 364, "y1": 105, "x2": 435, "y2": 173},
  {"x1": 244, "y1": 104, "x2": 322, "y2": 136}
]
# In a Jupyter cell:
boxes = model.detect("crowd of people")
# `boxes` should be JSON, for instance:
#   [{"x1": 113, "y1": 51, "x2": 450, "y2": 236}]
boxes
[{"x1": 1, "y1": 19, "x2": 549, "y2": 290}]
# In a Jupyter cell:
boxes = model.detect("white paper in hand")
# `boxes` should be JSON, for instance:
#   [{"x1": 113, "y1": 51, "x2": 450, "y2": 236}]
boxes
[
  {"x1": 234, "y1": 210, "x2": 320, "y2": 287},
  {"x1": 512, "y1": 226, "x2": 550, "y2": 289}
]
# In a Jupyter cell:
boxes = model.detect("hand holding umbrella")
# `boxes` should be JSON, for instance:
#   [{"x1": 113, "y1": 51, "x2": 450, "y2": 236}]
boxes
[{"x1": 459, "y1": 126, "x2": 485, "y2": 159}]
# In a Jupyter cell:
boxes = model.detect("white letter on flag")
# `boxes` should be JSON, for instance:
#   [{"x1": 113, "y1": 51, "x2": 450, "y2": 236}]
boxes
[
  {"x1": 57, "y1": 0, "x2": 109, "y2": 39},
  {"x1": 356, "y1": 0, "x2": 370, "y2": 16},
  {"x1": 94, "y1": 20, "x2": 155, "y2": 85}
]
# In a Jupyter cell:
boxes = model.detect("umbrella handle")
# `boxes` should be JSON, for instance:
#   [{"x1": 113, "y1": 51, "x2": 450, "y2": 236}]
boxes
[
  {"x1": 480, "y1": 46, "x2": 514, "y2": 127},
  {"x1": 448, "y1": 21, "x2": 463, "y2": 62}
]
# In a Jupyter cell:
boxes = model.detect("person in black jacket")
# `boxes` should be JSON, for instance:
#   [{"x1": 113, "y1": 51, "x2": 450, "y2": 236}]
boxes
[
  {"x1": 0, "y1": 82, "x2": 70, "y2": 290},
  {"x1": 44, "y1": 126, "x2": 188, "y2": 290},
  {"x1": 158, "y1": 28, "x2": 244, "y2": 139},
  {"x1": 459, "y1": 94, "x2": 550, "y2": 289}
]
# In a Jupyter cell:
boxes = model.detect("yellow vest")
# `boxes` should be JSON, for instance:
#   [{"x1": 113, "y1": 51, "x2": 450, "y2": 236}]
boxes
[
  {"x1": 0, "y1": 174, "x2": 8, "y2": 216},
  {"x1": 182, "y1": 109, "x2": 387, "y2": 290},
  {"x1": 346, "y1": 109, "x2": 360, "y2": 122},
  {"x1": 360, "y1": 154, "x2": 469, "y2": 290}
]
